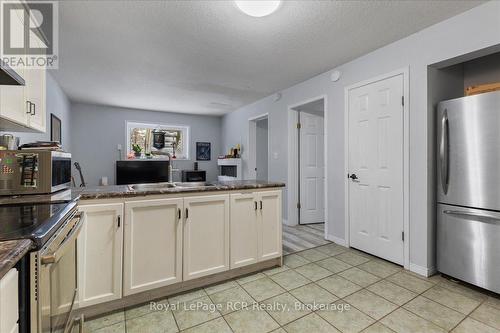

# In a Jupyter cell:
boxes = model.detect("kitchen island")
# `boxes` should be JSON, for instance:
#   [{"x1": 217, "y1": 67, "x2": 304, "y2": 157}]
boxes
[{"x1": 74, "y1": 180, "x2": 285, "y2": 318}]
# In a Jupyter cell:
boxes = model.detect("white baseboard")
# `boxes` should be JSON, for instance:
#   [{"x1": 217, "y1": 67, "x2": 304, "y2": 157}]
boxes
[
  {"x1": 409, "y1": 263, "x2": 437, "y2": 277},
  {"x1": 326, "y1": 234, "x2": 347, "y2": 247}
]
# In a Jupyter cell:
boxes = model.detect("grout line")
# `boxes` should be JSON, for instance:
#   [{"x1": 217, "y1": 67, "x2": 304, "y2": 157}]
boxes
[{"x1": 93, "y1": 237, "x2": 498, "y2": 333}]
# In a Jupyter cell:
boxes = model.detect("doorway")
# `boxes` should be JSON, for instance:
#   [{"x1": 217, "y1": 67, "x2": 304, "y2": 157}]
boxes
[
  {"x1": 289, "y1": 98, "x2": 326, "y2": 226},
  {"x1": 248, "y1": 114, "x2": 269, "y2": 180},
  {"x1": 345, "y1": 69, "x2": 409, "y2": 267}
]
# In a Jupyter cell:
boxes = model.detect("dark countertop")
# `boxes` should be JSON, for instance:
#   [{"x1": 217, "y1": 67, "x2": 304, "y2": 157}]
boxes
[
  {"x1": 0, "y1": 189, "x2": 79, "y2": 205},
  {"x1": 76, "y1": 180, "x2": 286, "y2": 200},
  {"x1": 0, "y1": 239, "x2": 32, "y2": 280}
]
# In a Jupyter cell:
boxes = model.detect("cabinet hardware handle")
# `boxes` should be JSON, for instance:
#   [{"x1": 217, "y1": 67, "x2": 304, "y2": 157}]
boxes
[
  {"x1": 185, "y1": 208, "x2": 189, "y2": 219},
  {"x1": 26, "y1": 101, "x2": 31, "y2": 114},
  {"x1": 260, "y1": 201, "x2": 263, "y2": 210},
  {"x1": 31, "y1": 102, "x2": 36, "y2": 115},
  {"x1": 117, "y1": 215, "x2": 121, "y2": 228},
  {"x1": 178, "y1": 208, "x2": 181, "y2": 220},
  {"x1": 254, "y1": 201, "x2": 258, "y2": 210}
]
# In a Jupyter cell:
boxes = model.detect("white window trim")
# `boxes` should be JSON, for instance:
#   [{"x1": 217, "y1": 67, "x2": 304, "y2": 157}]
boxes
[{"x1": 125, "y1": 121, "x2": 190, "y2": 160}]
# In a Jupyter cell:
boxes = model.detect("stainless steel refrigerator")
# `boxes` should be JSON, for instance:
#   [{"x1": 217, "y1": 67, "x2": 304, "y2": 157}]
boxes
[{"x1": 437, "y1": 90, "x2": 500, "y2": 293}]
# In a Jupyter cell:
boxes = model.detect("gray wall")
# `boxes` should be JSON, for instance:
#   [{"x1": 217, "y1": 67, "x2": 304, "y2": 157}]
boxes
[
  {"x1": 222, "y1": 1, "x2": 500, "y2": 273},
  {"x1": 256, "y1": 118, "x2": 268, "y2": 181},
  {"x1": 0, "y1": 73, "x2": 72, "y2": 151},
  {"x1": 70, "y1": 103, "x2": 222, "y2": 186}
]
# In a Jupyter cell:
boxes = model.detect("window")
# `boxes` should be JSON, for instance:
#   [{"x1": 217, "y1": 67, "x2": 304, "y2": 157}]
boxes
[{"x1": 126, "y1": 121, "x2": 190, "y2": 159}]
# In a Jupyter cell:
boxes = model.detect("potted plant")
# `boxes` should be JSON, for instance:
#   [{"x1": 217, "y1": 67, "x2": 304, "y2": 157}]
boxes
[{"x1": 132, "y1": 144, "x2": 142, "y2": 157}]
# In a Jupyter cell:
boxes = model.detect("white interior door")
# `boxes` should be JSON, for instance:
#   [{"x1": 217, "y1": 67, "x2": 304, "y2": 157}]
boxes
[
  {"x1": 348, "y1": 74, "x2": 404, "y2": 265},
  {"x1": 299, "y1": 111, "x2": 325, "y2": 224}
]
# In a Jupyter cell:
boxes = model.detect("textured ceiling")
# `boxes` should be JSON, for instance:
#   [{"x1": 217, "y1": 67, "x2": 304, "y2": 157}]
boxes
[{"x1": 52, "y1": 0, "x2": 483, "y2": 115}]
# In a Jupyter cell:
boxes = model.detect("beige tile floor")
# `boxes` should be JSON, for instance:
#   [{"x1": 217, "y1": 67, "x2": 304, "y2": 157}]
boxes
[{"x1": 84, "y1": 243, "x2": 500, "y2": 333}]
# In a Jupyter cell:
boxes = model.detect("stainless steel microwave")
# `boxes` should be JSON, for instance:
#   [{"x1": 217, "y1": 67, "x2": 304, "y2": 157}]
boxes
[{"x1": 0, "y1": 150, "x2": 71, "y2": 195}]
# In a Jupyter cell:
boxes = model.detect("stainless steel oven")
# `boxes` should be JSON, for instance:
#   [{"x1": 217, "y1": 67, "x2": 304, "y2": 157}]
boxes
[
  {"x1": 30, "y1": 210, "x2": 83, "y2": 333},
  {"x1": 0, "y1": 150, "x2": 71, "y2": 196}
]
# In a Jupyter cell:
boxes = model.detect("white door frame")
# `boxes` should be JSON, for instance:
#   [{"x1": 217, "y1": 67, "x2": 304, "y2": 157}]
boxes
[
  {"x1": 344, "y1": 67, "x2": 410, "y2": 269},
  {"x1": 248, "y1": 113, "x2": 269, "y2": 180},
  {"x1": 287, "y1": 95, "x2": 328, "y2": 236}
]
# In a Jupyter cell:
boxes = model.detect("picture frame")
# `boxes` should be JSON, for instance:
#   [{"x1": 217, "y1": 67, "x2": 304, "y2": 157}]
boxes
[
  {"x1": 50, "y1": 114, "x2": 62, "y2": 144},
  {"x1": 196, "y1": 142, "x2": 211, "y2": 161}
]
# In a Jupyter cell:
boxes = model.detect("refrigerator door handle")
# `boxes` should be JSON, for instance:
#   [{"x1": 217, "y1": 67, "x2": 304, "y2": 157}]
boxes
[
  {"x1": 443, "y1": 210, "x2": 500, "y2": 224},
  {"x1": 440, "y1": 109, "x2": 449, "y2": 194}
]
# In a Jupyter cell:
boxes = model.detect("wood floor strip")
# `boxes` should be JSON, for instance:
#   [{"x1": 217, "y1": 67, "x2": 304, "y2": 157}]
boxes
[
  {"x1": 283, "y1": 230, "x2": 322, "y2": 249},
  {"x1": 282, "y1": 223, "x2": 330, "y2": 254},
  {"x1": 283, "y1": 225, "x2": 329, "y2": 245}
]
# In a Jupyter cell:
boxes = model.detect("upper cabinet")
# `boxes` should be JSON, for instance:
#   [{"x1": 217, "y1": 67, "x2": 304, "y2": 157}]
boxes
[
  {"x1": 0, "y1": 9, "x2": 28, "y2": 128},
  {"x1": 0, "y1": 4, "x2": 46, "y2": 133},
  {"x1": 24, "y1": 49, "x2": 46, "y2": 132}
]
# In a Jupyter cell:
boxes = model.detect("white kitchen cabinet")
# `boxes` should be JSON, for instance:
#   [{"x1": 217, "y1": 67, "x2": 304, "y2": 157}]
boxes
[
  {"x1": 24, "y1": 55, "x2": 46, "y2": 131},
  {"x1": 24, "y1": 23, "x2": 47, "y2": 132},
  {"x1": 77, "y1": 203, "x2": 123, "y2": 308},
  {"x1": 230, "y1": 190, "x2": 282, "y2": 268},
  {"x1": 0, "y1": 268, "x2": 19, "y2": 333},
  {"x1": 123, "y1": 198, "x2": 183, "y2": 296},
  {"x1": 0, "y1": 8, "x2": 27, "y2": 128},
  {"x1": 0, "y1": 4, "x2": 47, "y2": 132},
  {"x1": 183, "y1": 194, "x2": 230, "y2": 280},
  {"x1": 258, "y1": 190, "x2": 282, "y2": 261},
  {"x1": 230, "y1": 193, "x2": 259, "y2": 268}
]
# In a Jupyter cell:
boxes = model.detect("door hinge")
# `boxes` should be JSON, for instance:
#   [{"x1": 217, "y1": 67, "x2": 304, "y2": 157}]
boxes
[
  {"x1": 402, "y1": 231, "x2": 405, "y2": 242},
  {"x1": 297, "y1": 202, "x2": 301, "y2": 209},
  {"x1": 297, "y1": 122, "x2": 301, "y2": 129},
  {"x1": 401, "y1": 96, "x2": 404, "y2": 106}
]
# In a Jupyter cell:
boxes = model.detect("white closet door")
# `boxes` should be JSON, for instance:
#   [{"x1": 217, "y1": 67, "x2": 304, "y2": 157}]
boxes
[{"x1": 348, "y1": 74, "x2": 404, "y2": 265}]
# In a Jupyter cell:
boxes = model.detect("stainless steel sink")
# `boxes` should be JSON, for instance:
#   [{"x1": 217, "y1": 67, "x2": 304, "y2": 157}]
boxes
[
  {"x1": 128, "y1": 182, "x2": 215, "y2": 191},
  {"x1": 128, "y1": 182, "x2": 176, "y2": 191},
  {"x1": 174, "y1": 182, "x2": 215, "y2": 188}
]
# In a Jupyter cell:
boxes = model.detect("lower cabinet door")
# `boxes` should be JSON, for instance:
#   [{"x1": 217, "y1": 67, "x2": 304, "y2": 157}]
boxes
[
  {"x1": 230, "y1": 193, "x2": 259, "y2": 268},
  {"x1": 183, "y1": 194, "x2": 229, "y2": 280},
  {"x1": 258, "y1": 190, "x2": 282, "y2": 261},
  {"x1": 123, "y1": 198, "x2": 183, "y2": 296},
  {"x1": 0, "y1": 269, "x2": 19, "y2": 333},
  {"x1": 78, "y1": 203, "x2": 123, "y2": 308}
]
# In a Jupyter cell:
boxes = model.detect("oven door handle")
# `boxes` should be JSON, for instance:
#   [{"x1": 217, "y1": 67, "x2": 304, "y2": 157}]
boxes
[{"x1": 41, "y1": 213, "x2": 83, "y2": 265}]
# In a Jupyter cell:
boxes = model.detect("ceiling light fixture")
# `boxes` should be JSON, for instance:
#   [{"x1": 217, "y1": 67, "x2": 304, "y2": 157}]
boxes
[{"x1": 235, "y1": 0, "x2": 281, "y2": 17}]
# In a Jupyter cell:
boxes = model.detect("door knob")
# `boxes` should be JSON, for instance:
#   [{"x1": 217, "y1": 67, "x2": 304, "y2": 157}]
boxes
[{"x1": 349, "y1": 174, "x2": 359, "y2": 182}]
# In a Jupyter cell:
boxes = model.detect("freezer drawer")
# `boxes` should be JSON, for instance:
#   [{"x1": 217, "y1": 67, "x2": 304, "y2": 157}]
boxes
[
  {"x1": 437, "y1": 204, "x2": 500, "y2": 293},
  {"x1": 437, "y1": 91, "x2": 500, "y2": 211}
]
